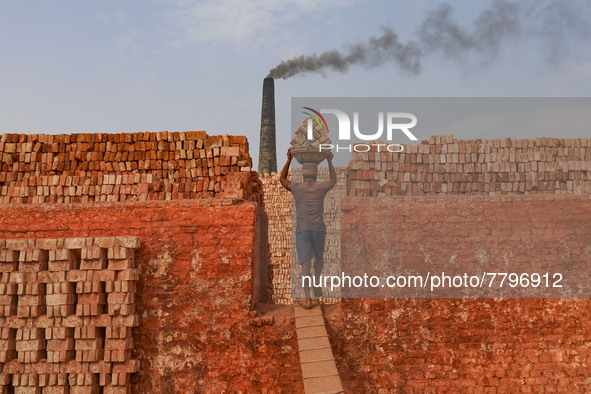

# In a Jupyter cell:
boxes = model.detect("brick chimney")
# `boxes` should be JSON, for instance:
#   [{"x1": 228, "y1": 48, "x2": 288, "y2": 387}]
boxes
[{"x1": 258, "y1": 77, "x2": 277, "y2": 174}]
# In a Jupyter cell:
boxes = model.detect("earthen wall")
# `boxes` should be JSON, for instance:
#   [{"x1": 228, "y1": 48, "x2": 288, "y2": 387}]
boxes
[{"x1": 0, "y1": 200, "x2": 301, "y2": 393}]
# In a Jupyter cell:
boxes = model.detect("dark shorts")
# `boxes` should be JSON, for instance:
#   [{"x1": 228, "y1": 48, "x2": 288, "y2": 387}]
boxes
[{"x1": 295, "y1": 231, "x2": 326, "y2": 264}]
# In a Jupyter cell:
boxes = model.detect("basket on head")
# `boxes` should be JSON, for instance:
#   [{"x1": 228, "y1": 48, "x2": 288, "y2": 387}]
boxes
[{"x1": 291, "y1": 146, "x2": 330, "y2": 165}]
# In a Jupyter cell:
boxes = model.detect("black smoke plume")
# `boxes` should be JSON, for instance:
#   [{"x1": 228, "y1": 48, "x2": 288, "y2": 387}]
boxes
[
  {"x1": 267, "y1": 0, "x2": 588, "y2": 79},
  {"x1": 268, "y1": 28, "x2": 421, "y2": 79}
]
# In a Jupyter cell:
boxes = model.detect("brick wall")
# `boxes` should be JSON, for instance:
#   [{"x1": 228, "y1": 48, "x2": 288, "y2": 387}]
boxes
[
  {"x1": 0, "y1": 200, "x2": 302, "y2": 393},
  {"x1": 260, "y1": 174, "x2": 292, "y2": 304},
  {"x1": 0, "y1": 236, "x2": 139, "y2": 394},
  {"x1": 325, "y1": 298, "x2": 591, "y2": 392},
  {"x1": 329, "y1": 195, "x2": 591, "y2": 392},
  {"x1": 348, "y1": 135, "x2": 591, "y2": 196},
  {"x1": 340, "y1": 195, "x2": 591, "y2": 298},
  {"x1": 0, "y1": 132, "x2": 261, "y2": 203}
]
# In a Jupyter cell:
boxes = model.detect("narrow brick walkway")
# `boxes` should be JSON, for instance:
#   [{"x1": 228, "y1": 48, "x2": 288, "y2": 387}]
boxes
[{"x1": 294, "y1": 304, "x2": 344, "y2": 394}]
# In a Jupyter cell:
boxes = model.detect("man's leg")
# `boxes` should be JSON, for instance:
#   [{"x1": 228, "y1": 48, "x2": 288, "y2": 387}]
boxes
[
  {"x1": 312, "y1": 232, "x2": 326, "y2": 298},
  {"x1": 313, "y1": 256, "x2": 324, "y2": 297},
  {"x1": 296, "y1": 231, "x2": 315, "y2": 309},
  {"x1": 313, "y1": 256, "x2": 324, "y2": 279},
  {"x1": 301, "y1": 259, "x2": 313, "y2": 308},
  {"x1": 301, "y1": 259, "x2": 312, "y2": 298}
]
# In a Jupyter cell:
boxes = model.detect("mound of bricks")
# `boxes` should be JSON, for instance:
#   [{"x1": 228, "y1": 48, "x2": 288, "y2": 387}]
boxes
[
  {"x1": 290, "y1": 118, "x2": 331, "y2": 149},
  {"x1": 0, "y1": 236, "x2": 140, "y2": 394},
  {"x1": 0, "y1": 131, "x2": 261, "y2": 204},
  {"x1": 259, "y1": 173, "x2": 292, "y2": 304},
  {"x1": 348, "y1": 135, "x2": 591, "y2": 196}
]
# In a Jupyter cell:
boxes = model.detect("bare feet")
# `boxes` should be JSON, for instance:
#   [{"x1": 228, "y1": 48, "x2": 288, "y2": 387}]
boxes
[
  {"x1": 301, "y1": 298, "x2": 313, "y2": 309},
  {"x1": 313, "y1": 286, "x2": 323, "y2": 298}
]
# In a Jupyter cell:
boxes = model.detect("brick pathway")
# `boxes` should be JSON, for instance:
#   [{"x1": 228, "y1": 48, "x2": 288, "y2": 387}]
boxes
[{"x1": 294, "y1": 304, "x2": 344, "y2": 394}]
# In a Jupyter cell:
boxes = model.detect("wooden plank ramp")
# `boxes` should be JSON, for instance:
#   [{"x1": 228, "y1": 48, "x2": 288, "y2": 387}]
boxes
[{"x1": 294, "y1": 304, "x2": 344, "y2": 394}]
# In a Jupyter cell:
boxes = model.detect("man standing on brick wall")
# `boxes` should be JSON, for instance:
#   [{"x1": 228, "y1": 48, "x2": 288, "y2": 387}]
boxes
[{"x1": 280, "y1": 148, "x2": 336, "y2": 309}]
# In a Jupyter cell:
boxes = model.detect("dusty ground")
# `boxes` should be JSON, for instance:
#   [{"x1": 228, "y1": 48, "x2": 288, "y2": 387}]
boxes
[{"x1": 253, "y1": 301, "x2": 341, "y2": 319}]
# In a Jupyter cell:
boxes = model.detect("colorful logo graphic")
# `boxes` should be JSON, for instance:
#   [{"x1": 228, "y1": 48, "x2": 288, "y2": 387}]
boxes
[{"x1": 302, "y1": 107, "x2": 329, "y2": 133}]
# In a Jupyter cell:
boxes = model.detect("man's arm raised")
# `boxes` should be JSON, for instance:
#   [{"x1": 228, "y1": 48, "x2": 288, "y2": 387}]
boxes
[{"x1": 280, "y1": 148, "x2": 292, "y2": 191}]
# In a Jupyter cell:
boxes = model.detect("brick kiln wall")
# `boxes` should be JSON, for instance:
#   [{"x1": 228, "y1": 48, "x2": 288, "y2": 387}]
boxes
[
  {"x1": 0, "y1": 131, "x2": 261, "y2": 203},
  {"x1": 327, "y1": 195, "x2": 591, "y2": 392},
  {"x1": 0, "y1": 200, "x2": 303, "y2": 393},
  {"x1": 348, "y1": 135, "x2": 591, "y2": 196},
  {"x1": 339, "y1": 195, "x2": 591, "y2": 298},
  {"x1": 325, "y1": 298, "x2": 591, "y2": 392}
]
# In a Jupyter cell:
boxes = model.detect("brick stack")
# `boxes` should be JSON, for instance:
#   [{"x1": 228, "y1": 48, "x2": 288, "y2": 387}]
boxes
[
  {"x1": 260, "y1": 173, "x2": 292, "y2": 304},
  {"x1": 347, "y1": 135, "x2": 591, "y2": 196},
  {"x1": 0, "y1": 249, "x2": 18, "y2": 319},
  {"x1": 46, "y1": 248, "x2": 77, "y2": 319},
  {"x1": 289, "y1": 118, "x2": 331, "y2": 149},
  {"x1": 0, "y1": 237, "x2": 140, "y2": 394},
  {"x1": 0, "y1": 131, "x2": 261, "y2": 204}
]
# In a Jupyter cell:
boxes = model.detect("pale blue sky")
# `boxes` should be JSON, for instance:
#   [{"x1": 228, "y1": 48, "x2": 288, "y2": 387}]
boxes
[{"x1": 1, "y1": 1, "x2": 590, "y2": 169}]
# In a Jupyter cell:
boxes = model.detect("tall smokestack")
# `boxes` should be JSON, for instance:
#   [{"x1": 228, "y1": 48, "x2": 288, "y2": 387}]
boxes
[{"x1": 258, "y1": 77, "x2": 277, "y2": 174}]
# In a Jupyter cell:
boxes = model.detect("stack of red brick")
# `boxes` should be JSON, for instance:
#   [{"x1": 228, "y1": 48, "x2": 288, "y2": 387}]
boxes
[
  {"x1": 0, "y1": 236, "x2": 140, "y2": 394},
  {"x1": 259, "y1": 174, "x2": 292, "y2": 304},
  {"x1": 348, "y1": 135, "x2": 591, "y2": 196},
  {"x1": 0, "y1": 131, "x2": 261, "y2": 204}
]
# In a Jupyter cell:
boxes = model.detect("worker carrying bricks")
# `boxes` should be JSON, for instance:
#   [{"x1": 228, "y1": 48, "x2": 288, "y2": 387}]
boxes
[{"x1": 280, "y1": 147, "x2": 337, "y2": 309}]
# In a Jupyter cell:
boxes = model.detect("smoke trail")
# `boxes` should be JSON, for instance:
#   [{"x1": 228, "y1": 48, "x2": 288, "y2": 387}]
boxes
[
  {"x1": 267, "y1": 0, "x2": 589, "y2": 79},
  {"x1": 267, "y1": 28, "x2": 421, "y2": 79},
  {"x1": 418, "y1": 1, "x2": 521, "y2": 58}
]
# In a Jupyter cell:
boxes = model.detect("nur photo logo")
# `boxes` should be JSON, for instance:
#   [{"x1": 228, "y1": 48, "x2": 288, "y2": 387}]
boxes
[{"x1": 302, "y1": 106, "x2": 418, "y2": 153}]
